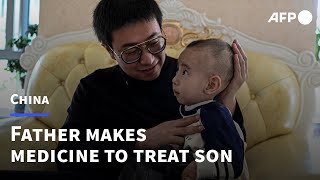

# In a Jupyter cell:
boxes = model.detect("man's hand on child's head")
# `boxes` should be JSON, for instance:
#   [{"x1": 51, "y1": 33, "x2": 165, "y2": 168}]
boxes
[
  {"x1": 224, "y1": 39, "x2": 248, "y2": 95},
  {"x1": 135, "y1": 115, "x2": 203, "y2": 150},
  {"x1": 181, "y1": 161, "x2": 197, "y2": 180},
  {"x1": 218, "y1": 39, "x2": 248, "y2": 113}
]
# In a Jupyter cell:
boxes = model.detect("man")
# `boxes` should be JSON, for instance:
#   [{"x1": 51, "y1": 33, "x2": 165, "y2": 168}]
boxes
[{"x1": 56, "y1": 0, "x2": 248, "y2": 179}]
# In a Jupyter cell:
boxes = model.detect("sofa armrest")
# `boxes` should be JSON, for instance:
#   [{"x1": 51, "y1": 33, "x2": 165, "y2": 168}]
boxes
[{"x1": 0, "y1": 117, "x2": 57, "y2": 171}]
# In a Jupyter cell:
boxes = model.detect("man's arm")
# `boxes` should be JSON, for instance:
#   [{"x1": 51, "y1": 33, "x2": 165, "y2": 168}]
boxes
[{"x1": 218, "y1": 39, "x2": 248, "y2": 140}]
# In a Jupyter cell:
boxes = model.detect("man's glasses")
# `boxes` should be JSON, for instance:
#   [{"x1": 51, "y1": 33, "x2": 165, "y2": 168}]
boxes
[{"x1": 108, "y1": 36, "x2": 166, "y2": 64}]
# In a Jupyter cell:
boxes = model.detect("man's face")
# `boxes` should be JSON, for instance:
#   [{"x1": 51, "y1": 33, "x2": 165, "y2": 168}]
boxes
[{"x1": 109, "y1": 18, "x2": 166, "y2": 81}]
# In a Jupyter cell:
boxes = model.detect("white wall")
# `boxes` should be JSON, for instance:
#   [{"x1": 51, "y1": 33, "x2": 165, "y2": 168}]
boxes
[{"x1": 39, "y1": 0, "x2": 317, "y2": 52}]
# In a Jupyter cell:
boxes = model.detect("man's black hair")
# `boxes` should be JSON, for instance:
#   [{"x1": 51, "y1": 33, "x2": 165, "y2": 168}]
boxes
[{"x1": 93, "y1": 0, "x2": 163, "y2": 47}]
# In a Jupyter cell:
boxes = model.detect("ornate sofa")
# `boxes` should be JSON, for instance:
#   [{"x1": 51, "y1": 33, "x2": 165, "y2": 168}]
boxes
[{"x1": 0, "y1": 0, "x2": 319, "y2": 179}]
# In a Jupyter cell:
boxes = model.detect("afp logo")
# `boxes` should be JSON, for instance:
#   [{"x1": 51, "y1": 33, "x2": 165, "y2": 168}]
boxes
[{"x1": 268, "y1": 10, "x2": 313, "y2": 25}]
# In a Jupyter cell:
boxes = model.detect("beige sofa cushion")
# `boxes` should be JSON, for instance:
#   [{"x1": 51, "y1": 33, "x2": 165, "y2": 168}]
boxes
[
  {"x1": 0, "y1": 117, "x2": 57, "y2": 170},
  {"x1": 239, "y1": 51, "x2": 300, "y2": 148}
]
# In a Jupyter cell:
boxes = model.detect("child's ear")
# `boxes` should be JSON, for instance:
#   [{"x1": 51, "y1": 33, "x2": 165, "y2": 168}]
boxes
[
  {"x1": 204, "y1": 75, "x2": 221, "y2": 95},
  {"x1": 101, "y1": 43, "x2": 116, "y2": 60}
]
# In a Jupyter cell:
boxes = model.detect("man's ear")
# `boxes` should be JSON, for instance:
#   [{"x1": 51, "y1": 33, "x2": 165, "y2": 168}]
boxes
[
  {"x1": 101, "y1": 43, "x2": 116, "y2": 60},
  {"x1": 204, "y1": 75, "x2": 222, "y2": 95}
]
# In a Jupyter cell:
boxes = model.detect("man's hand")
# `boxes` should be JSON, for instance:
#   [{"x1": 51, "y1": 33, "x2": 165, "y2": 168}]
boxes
[
  {"x1": 181, "y1": 161, "x2": 197, "y2": 180},
  {"x1": 219, "y1": 39, "x2": 248, "y2": 114},
  {"x1": 135, "y1": 115, "x2": 204, "y2": 149}
]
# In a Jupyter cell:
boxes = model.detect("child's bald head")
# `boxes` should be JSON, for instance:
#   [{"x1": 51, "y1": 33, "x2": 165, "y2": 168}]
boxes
[{"x1": 186, "y1": 38, "x2": 234, "y2": 89}]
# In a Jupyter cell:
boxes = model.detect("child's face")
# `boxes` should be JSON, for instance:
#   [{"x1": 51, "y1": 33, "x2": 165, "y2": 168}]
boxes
[{"x1": 172, "y1": 49, "x2": 210, "y2": 105}]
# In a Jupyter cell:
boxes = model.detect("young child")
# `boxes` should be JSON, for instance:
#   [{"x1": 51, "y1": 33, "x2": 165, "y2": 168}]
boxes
[
  {"x1": 119, "y1": 39, "x2": 248, "y2": 180},
  {"x1": 173, "y1": 38, "x2": 249, "y2": 180}
]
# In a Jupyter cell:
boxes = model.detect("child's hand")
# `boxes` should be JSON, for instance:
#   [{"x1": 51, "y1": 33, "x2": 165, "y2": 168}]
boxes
[{"x1": 181, "y1": 161, "x2": 197, "y2": 180}]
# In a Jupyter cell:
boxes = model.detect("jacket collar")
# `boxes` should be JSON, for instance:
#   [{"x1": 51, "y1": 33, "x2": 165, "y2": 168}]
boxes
[{"x1": 180, "y1": 99, "x2": 215, "y2": 116}]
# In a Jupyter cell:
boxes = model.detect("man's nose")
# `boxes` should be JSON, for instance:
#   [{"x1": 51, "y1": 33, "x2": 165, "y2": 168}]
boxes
[{"x1": 139, "y1": 50, "x2": 155, "y2": 65}]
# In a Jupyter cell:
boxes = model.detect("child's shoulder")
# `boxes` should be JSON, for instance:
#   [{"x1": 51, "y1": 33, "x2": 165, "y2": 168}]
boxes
[{"x1": 200, "y1": 101, "x2": 232, "y2": 116}]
